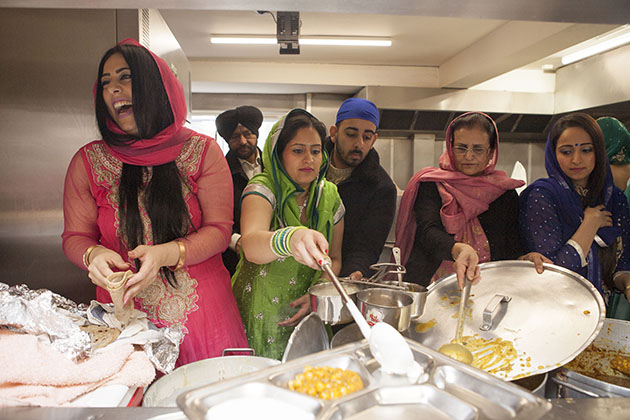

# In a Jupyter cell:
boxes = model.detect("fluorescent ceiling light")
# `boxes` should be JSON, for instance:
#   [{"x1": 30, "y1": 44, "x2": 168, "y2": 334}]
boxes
[
  {"x1": 561, "y1": 28, "x2": 630, "y2": 65},
  {"x1": 211, "y1": 36, "x2": 391, "y2": 47}
]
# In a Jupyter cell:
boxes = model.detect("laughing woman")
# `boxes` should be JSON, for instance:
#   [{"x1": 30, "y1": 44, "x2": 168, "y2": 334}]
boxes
[
  {"x1": 519, "y1": 113, "x2": 630, "y2": 307},
  {"x1": 232, "y1": 109, "x2": 344, "y2": 360},
  {"x1": 62, "y1": 39, "x2": 247, "y2": 366}
]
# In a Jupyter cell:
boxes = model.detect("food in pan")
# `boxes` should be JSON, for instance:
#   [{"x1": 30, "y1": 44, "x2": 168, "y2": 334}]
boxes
[
  {"x1": 610, "y1": 355, "x2": 630, "y2": 376},
  {"x1": 288, "y1": 365, "x2": 363, "y2": 399}
]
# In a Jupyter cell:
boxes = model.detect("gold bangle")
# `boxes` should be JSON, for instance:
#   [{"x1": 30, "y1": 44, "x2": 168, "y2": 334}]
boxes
[
  {"x1": 83, "y1": 245, "x2": 99, "y2": 269},
  {"x1": 169, "y1": 240, "x2": 186, "y2": 271}
]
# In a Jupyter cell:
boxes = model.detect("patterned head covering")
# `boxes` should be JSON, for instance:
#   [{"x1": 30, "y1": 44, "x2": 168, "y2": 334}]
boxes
[{"x1": 597, "y1": 117, "x2": 630, "y2": 165}]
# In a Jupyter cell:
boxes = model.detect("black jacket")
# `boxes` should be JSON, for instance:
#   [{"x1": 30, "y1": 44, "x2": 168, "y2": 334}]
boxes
[
  {"x1": 325, "y1": 139, "x2": 397, "y2": 277},
  {"x1": 222, "y1": 148, "x2": 263, "y2": 275},
  {"x1": 405, "y1": 181, "x2": 523, "y2": 286}
]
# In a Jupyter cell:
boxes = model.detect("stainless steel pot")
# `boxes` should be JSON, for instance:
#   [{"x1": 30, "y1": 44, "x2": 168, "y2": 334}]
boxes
[
  {"x1": 381, "y1": 280, "x2": 427, "y2": 319},
  {"x1": 357, "y1": 287, "x2": 413, "y2": 332},
  {"x1": 309, "y1": 281, "x2": 360, "y2": 324},
  {"x1": 142, "y1": 349, "x2": 280, "y2": 407},
  {"x1": 547, "y1": 318, "x2": 630, "y2": 398}
]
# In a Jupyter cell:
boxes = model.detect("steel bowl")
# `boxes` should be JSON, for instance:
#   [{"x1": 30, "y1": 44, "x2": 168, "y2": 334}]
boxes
[
  {"x1": 357, "y1": 287, "x2": 413, "y2": 332},
  {"x1": 309, "y1": 281, "x2": 360, "y2": 325},
  {"x1": 381, "y1": 280, "x2": 427, "y2": 319}
]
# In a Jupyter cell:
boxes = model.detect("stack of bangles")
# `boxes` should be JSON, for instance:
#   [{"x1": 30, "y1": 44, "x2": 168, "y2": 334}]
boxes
[{"x1": 270, "y1": 226, "x2": 307, "y2": 258}]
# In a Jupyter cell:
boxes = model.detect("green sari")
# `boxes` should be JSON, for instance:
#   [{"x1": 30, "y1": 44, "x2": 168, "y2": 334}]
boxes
[{"x1": 231, "y1": 109, "x2": 344, "y2": 360}]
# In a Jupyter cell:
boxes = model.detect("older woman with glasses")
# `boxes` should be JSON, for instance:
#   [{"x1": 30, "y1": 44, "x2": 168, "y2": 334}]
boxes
[{"x1": 395, "y1": 112, "x2": 549, "y2": 288}]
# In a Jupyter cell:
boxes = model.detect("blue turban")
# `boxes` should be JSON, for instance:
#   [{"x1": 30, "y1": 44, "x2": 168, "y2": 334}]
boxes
[{"x1": 335, "y1": 98, "x2": 380, "y2": 128}]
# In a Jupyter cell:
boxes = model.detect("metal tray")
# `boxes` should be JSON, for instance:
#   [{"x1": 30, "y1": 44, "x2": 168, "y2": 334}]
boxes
[
  {"x1": 177, "y1": 338, "x2": 551, "y2": 420},
  {"x1": 408, "y1": 261, "x2": 605, "y2": 381}
]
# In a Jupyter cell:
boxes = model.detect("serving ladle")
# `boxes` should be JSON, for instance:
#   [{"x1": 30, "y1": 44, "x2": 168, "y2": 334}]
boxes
[
  {"x1": 438, "y1": 280, "x2": 474, "y2": 365},
  {"x1": 320, "y1": 258, "x2": 420, "y2": 378}
]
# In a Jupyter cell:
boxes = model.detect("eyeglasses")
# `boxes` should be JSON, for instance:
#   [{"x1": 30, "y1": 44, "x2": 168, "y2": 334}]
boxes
[
  {"x1": 452, "y1": 145, "x2": 490, "y2": 157},
  {"x1": 229, "y1": 130, "x2": 256, "y2": 142}
]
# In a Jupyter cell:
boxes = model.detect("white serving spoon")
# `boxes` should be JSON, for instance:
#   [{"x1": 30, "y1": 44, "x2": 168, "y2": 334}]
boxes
[{"x1": 320, "y1": 258, "x2": 421, "y2": 378}]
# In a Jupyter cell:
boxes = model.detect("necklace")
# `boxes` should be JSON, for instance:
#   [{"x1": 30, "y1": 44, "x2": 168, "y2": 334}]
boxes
[
  {"x1": 575, "y1": 185, "x2": 589, "y2": 197},
  {"x1": 298, "y1": 200, "x2": 307, "y2": 218},
  {"x1": 297, "y1": 193, "x2": 308, "y2": 219}
]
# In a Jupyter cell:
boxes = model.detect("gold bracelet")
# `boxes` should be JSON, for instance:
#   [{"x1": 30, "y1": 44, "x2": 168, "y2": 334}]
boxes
[
  {"x1": 83, "y1": 245, "x2": 99, "y2": 269},
  {"x1": 169, "y1": 240, "x2": 186, "y2": 271}
]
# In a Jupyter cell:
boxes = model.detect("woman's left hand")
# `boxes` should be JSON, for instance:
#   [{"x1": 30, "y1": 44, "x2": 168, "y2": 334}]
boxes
[
  {"x1": 518, "y1": 252, "x2": 552, "y2": 274},
  {"x1": 124, "y1": 243, "x2": 176, "y2": 304},
  {"x1": 278, "y1": 294, "x2": 311, "y2": 327}
]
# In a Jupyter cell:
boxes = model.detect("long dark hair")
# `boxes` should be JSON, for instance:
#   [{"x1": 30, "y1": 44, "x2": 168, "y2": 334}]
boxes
[
  {"x1": 549, "y1": 113, "x2": 607, "y2": 208},
  {"x1": 96, "y1": 44, "x2": 191, "y2": 287}
]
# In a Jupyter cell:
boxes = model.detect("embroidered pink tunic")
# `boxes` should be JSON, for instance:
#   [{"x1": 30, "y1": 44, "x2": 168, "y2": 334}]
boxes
[{"x1": 62, "y1": 134, "x2": 248, "y2": 366}]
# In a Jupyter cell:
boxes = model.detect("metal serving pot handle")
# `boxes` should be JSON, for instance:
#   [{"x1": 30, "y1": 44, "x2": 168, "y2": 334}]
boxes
[{"x1": 222, "y1": 348, "x2": 256, "y2": 357}]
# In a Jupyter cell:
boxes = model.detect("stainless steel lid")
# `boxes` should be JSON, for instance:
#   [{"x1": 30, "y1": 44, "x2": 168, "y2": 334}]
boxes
[
  {"x1": 282, "y1": 312, "x2": 330, "y2": 363},
  {"x1": 407, "y1": 260, "x2": 605, "y2": 380}
]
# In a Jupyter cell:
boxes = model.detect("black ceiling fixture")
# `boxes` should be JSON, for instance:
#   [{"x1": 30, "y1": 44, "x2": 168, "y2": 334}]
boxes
[{"x1": 276, "y1": 11, "x2": 300, "y2": 55}]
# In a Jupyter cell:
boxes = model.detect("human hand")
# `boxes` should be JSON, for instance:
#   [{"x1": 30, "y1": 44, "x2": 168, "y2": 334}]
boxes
[
  {"x1": 348, "y1": 271, "x2": 363, "y2": 281},
  {"x1": 452, "y1": 243, "x2": 480, "y2": 289},
  {"x1": 289, "y1": 228, "x2": 329, "y2": 270},
  {"x1": 125, "y1": 242, "x2": 176, "y2": 303},
  {"x1": 584, "y1": 205, "x2": 612, "y2": 229},
  {"x1": 278, "y1": 294, "x2": 311, "y2": 327},
  {"x1": 518, "y1": 252, "x2": 552, "y2": 274},
  {"x1": 88, "y1": 247, "x2": 130, "y2": 290}
]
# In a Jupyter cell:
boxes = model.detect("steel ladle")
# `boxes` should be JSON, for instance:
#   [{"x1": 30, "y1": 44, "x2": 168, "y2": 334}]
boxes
[
  {"x1": 439, "y1": 280, "x2": 474, "y2": 364},
  {"x1": 319, "y1": 258, "x2": 420, "y2": 378}
]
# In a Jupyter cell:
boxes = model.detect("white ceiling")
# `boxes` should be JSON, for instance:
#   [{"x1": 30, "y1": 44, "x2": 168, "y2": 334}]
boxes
[{"x1": 5, "y1": 0, "x2": 628, "y2": 95}]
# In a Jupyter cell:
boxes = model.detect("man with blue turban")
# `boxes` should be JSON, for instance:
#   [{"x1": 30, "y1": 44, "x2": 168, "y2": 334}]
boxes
[{"x1": 325, "y1": 98, "x2": 397, "y2": 280}]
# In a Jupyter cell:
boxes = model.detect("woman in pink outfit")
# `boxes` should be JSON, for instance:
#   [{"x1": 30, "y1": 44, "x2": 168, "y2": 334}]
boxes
[{"x1": 62, "y1": 39, "x2": 247, "y2": 366}]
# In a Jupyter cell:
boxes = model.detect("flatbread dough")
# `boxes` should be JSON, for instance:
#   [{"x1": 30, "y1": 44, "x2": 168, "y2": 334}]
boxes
[
  {"x1": 106, "y1": 270, "x2": 134, "y2": 326},
  {"x1": 80, "y1": 324, "x2": 121, "y2": 350}
]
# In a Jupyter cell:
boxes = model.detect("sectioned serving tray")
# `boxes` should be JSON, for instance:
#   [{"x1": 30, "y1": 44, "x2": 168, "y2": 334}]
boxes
[{"x1": 176, "y1": 338, "x2": 551, "y2": 420}]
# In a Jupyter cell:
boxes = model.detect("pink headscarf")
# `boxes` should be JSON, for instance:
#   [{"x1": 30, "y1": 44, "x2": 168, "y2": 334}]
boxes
[
  {"x1": 94, "y1": 38, "x2": 193, "y2": 166},
  {"x1": 395, "y1": 112, "x2": 524, "y2": 280}
]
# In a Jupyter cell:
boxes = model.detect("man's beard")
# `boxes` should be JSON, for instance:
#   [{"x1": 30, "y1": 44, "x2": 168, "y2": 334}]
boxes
[
  {"x1": 339, "y1": 148, "x2": 363, "y2": 167},
  {"x1": 235, "y1": 144, "x2": 255, "y2": 160}
]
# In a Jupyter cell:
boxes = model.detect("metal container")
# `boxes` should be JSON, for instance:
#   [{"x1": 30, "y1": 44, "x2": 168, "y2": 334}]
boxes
[
  {"x1": 309, "y1": 281, "x2": 360, "y2": 325},
  {"x1": 409, "y1": 260, "x2": 605, "y2": 381},
  {"x1": 547, "y1": 318, "x2": 630, "y2": 398},
  {"x1": 177, "y1": 338, "x2": 551, "y2": 420},
  {"x1": 282, "y1": 313, "x2": 330, "y2": 363},
  {"x1": 142, "y1": 349, "x2": 279, "y2": 407},
  {"x1": 357, "y1": 287, "x2": 413, "y2": 332},
  {"x1": 381, "y1": 280, "x2": 427, "y2": 319}
]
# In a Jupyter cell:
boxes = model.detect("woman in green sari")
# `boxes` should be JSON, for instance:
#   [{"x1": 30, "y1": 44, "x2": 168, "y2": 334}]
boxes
[{"x1": 232, "y1": 109, "x2": 345, "y2": 360}]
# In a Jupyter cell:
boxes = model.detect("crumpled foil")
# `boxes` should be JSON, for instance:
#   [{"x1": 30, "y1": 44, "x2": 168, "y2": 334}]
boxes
[
  {"x1": 0, "y1": 282, "x2": 182, "y2": 372},
  {"x1": 144, "y1": 325, "x2": 184, "y2": 374},
  {"x1": 0, "y1": 282, "x2": 91, "y2": 361}
]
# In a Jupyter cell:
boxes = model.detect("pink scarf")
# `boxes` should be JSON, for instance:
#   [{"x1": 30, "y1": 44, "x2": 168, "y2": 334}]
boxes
[
  {"x1": 94, "y1": 38, "x2": 193, "y2": 166},
  {"x1": 395, "y1": 112, "x2": 524, "y2": 280}
]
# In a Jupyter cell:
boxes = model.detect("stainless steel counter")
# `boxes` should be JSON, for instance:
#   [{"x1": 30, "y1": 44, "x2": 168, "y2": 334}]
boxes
[{"x1": 2, "y1": 398, "x2": 630, "y2": 420}]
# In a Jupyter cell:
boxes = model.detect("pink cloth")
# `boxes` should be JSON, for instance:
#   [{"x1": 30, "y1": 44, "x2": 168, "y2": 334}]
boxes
[
  {"x1": 62, "y1": 135, "x2": 249, "y2": 366},
  {"x1": 395, "y1": 112, "x2": 524, "y2": 280},
  {"x1": 0, "y1": 330, "x2": 154, "y2": 407},
  {"x1": 94, "y1": 38, "x2": 193, "y2": 166}
]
